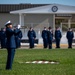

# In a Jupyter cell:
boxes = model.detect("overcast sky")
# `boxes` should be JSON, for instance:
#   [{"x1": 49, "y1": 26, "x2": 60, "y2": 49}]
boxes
[{"x1": 0, "y1": 0, "x2": 75, "y2": 6}]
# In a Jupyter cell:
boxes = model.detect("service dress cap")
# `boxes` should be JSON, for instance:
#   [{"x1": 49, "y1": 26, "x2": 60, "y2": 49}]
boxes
[{"x1": 5, "y1": 20, "x2": 12, "y2": 26}]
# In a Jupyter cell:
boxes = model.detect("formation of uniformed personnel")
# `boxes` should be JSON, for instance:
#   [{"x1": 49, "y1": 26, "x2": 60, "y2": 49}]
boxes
[
  {"x1": 42, "y1": 27, "x2": 48, "y2": 48},
  {"x1": 27, "y1": 27, "x2": 36, "y2": 48},
  {"x1": 14, "y1": 25, "x2": 23, "y2": 48},
  {"x1": 0, "y1": 28, "x2": 6, "y2": 49},
  {"x1": 47, "y1": 27, "x2": 53, "y2": 49},
  {"x1": 66, "y1": 28, "x2": 74, "y2": 48},
  {"x1": 5, "y1": 21, "x2": 21, "y2": 70},
  {"x1": 55, "y1": 27, "x2": 62, "y2": 48}
]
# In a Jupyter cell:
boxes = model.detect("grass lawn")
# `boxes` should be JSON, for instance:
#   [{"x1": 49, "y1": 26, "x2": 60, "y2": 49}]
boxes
[{"x1": 0, "y1": 48, "x2": 75, "y2": 75}]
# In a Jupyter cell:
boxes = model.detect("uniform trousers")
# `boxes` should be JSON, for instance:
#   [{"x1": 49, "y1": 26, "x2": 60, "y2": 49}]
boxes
[
  {"x1": 43, "y1": 38, "x2": 48, "y2": 48},
  {"x1": 48, "y1": 39, "x2": 52, "y2": 49},
  {"x1": 56, "y1": 39, "x2": 60, "y2": 48},
  {"x1": 29, "y1": 39, "x2": 35, "y2": 48},
  {"x1": 6, "y1": 48, "x2": 15, "y2": 70},
  {"x1": 68, "y1": 39, "x2": 73, "y2": 48}
]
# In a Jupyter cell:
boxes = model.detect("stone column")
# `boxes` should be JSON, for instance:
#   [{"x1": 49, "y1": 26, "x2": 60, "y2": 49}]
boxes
[
  {"x1": 60, "y1": 22, "x2": 62, "y2": 33},
  {"x1": 53, "y1": 14, "x2": 55, "y2": 33},
  {"x1": 19, "y1": 14, "x2": 25, "y2": 38},
  {"x1": 68, "y1": 18, "x2": 71, "y2": 28}
]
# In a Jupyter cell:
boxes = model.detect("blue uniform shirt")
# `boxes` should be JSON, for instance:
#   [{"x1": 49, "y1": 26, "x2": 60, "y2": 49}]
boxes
[
  {"x1": 42, "y1": 30, "x2": 48, "y2": 39},
  {"x1": 14, "y1": 28, "x2": 23, "y2": 48},
  {"x1": 55, "y1": 30, "x2": 62, "y2": 39},
  {"x1": 66, "y1": 31, "x2": 74, "y2": 40},
  {"x1": 47, "y1": 30, "x2": 53, "y2": 40},
  {"x1": 15, "y1": 28, "x2": 22, "y2": 39},
  {"x1": 27, "y1": 30, "x2": 36, "y2": 39}
]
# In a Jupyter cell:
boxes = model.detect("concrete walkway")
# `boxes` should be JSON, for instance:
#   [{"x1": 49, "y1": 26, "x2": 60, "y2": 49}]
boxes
[{"x1": 20, "y1": 44, "x2": 74, "y2": 49}]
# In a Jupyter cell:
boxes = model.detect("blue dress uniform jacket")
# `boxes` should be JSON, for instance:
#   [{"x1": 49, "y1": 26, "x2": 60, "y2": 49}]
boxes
[
  {"x1": 47, "y1": 30, "x2": 53, "y2": 49},
  {"x1": 0, "y1": 30, "x2": 6, "y2": 48},
  {"x1": 42, "y1": 30, "x2": 48, "y2": 48},
  {"x1": 55, "y1": 30, "x2": 62, "y2": 48},
  {"x1": 5, "y1": 27, "x2": 19, "y2": 70},
  {"x1": 14, "y1": 28, "x2": 23, "y2": 48},
  {"x1": 27, "y1": 30, "x2": 36, "y2": 48},
  {"x1": 66, "y1": 31, "x2": 74, "y2": 48},
  {"x1": 6, "y1": 28, "x2": 16, "y2": 49}
]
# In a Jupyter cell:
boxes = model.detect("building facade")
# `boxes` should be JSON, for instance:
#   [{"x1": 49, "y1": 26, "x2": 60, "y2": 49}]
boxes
[
  {"x1": 0, "y1": 4, "x2": 75, "y2": 43},
  {"x1": 0, "y1": 4, "x2": 47, "y2": 28}
]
